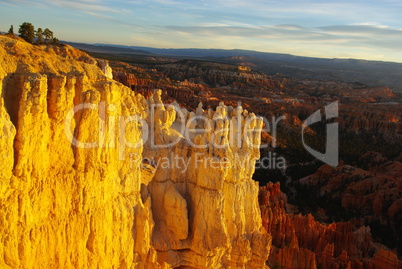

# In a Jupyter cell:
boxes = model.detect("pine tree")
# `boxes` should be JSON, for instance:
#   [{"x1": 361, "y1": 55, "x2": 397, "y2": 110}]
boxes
[
  {"x1": 43, "y1": 28, "x2": 53, "y2": 43},
  {"x1": 36, "y1": 27, "x2": 43, "y2": 44},
  {"x1": 51, "y1": 37, "x2": 60, "y2": 45},
  {"x1": 8, "y1": 25, "x2": 14, "y2": 35},
  {"x1": 18, "y1": 22, "x2": 35, "y2": 43}
]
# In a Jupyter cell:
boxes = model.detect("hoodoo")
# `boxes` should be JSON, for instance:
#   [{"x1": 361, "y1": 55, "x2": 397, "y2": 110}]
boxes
[{"x1": 0, "y1": 35, "x2": 270, "y2": 268}]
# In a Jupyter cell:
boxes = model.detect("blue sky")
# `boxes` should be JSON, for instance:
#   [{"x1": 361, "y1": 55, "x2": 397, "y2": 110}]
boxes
[{"x1": 1, "y1": 0, "x2": 402, "y2": 62}]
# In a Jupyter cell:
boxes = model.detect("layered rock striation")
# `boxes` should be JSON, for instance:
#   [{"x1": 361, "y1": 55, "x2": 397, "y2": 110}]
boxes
[
  {"x1": 0, "y1": 35, "x2": 270, "y2": 268},
  {"x1": 0, "y1": 35, "x2": 159, "y2": 268},
  {"x1": 260, "y1": 182, "x2": 401, "y2": 269},
  {"x1": 299, "y1": 153, "x2": 402, "y2": 255},
  {"x1": 142, "y1": 92, "x2": 271, "y2": 268}
]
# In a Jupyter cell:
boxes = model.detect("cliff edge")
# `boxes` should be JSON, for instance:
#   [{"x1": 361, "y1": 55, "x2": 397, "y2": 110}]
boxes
[{"x1": 0, "y1": 35, "x2": 270, "y2": 268}]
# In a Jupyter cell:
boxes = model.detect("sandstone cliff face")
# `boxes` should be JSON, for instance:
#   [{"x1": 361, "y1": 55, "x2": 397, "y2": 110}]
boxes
[
  {"x1": 0, "y1": 36, "x2": 159, "y2": 268},
  {"x1": 112, "y1": 71, "x2": 195, "y2": 103},
  {"x1": 339, "y1": 106, "x2": 402, "y2": 139},
  {"x1": 259, "y1": 182, "x2": 401, "y2": 269},
  {"x1": 0, "y1": 35, "x2": 270, "y2": 268},
  {"x1": 142, "y1": 93, "x2": 271, "y2": 268},
  {"x1": 97, "y1": 59, "x2": 113, "y2": 79},
  {"x1": 299, "y1": 154, "x2": 402, "y2": 254}
]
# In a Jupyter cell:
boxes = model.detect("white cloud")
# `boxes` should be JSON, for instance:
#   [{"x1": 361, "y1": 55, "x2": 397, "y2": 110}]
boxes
[
  {"x1": 2, "y1": 0, "x2": 128, "y2": 16},
  {"x1": 45, "y1": 0, "x2": 123, "y2": 13},
  {"x1": 319, "y1": 24, "x2": 402, "y2": 37},
  {"x1": 160, "y1": 22, "x2": 402, "y2": 61}
]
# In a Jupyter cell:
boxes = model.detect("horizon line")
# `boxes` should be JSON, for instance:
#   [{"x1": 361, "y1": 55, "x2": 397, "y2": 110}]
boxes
[{"x1": 63, "y1": 39, "x2": 402, "y2": 65}]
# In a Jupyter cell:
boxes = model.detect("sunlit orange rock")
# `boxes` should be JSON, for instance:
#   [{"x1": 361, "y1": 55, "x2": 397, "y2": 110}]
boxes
[
  {"x1": 0, "y1": 35, "x2": 271, "y2": 268},
  {"x1": 259, "y1": 182, "x2": 401, "y2": 269}
]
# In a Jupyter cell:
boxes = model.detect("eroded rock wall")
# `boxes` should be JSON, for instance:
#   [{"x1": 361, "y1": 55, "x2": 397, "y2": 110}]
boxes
[
  {"x1": 140, "y1": 90, "x2": 271, "y2": 268},
  {"x1": 260, "y1": 182, "x2": 401, "y2": 269},
  {"x1": 0, "y1": 36, "x2": 163, "y2": 268},
  {"x1": 0, "y1": 35, "x2": 270, "y2": 268}
]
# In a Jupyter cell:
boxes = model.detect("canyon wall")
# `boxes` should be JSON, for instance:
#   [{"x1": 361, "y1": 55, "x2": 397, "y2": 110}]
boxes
[
  {"x1": 0, "y1": 35, "x2": 270, "y2": 268},
  {"x1": 259, "y1": 182, "x2": 401, "y2": 269},
  {"x1": 112, "y1": 71, "x2": 195, "y2": 102},
  {"x1": 298, "y1": 154, "x2": 402, "y2": 258},
  {"x1": 0, "y1": 35, "x2": 160, "y2": 268},
  {"x1": 142, "y1": 92, "x2": 271, "y2": 268}
]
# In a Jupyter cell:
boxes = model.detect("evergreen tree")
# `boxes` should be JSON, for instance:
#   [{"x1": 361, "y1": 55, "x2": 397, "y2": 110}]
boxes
[
  {"x1": 51, "y1": 37, "x2": 60, "y2": 45},
  {"x1": 8, "y1": 25, "x2": 14, "y2": 35},
  {"x1": 36, "y1": 27, "x2": 43, "y2": 44},
  {"x1": 18, "y1": 22, "x2": 35, "y2": 43},
  {"x1": 43, "y1": 28, "x2": 53, "y2": 43}
]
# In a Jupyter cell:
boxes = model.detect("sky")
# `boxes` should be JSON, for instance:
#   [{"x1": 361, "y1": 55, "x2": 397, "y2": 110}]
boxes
[{"x1": 1, "y1": 0, "x2": 402, "y2": 62}]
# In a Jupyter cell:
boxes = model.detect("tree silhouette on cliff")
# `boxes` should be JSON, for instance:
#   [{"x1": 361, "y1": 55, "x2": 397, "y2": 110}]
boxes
[
  {"x1": 43, "y1": 28, "x2": 53, "y2": 43},
  {"x1": 36, "y1": 27, "x2": 43, "y2": 44},
  {"x1": 18, "y1": 22, "x2": 35, "y2": 43},
  {"x1": 16, "y1": 22, "x2": 59, "y2": 45},
  {"x1": 8, "y1": 25, "x2": 14, "y2": 35}
]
